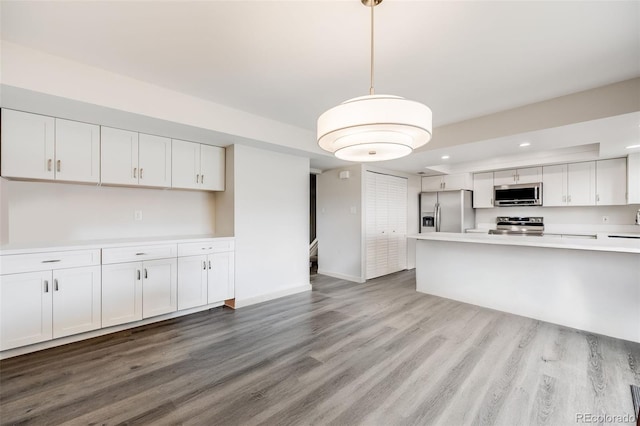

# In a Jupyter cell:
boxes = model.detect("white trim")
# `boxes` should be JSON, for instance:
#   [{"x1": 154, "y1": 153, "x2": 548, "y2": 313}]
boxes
[
  {"x1": 0, "y1": 301, "x2": 224, "y2": 360},
  {"x1": 234, "y1": 284, "x2": 312, "y2": 308},
  {"x1": 317, "y1": 269, "x2": 365, "y2": 283}
]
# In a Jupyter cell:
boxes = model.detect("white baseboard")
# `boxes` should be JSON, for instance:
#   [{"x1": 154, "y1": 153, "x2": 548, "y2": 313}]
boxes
[
  {"x1": 317, "y1": 269, "x2": 365, "y2": 283},
  {"x1": 234, "y1": 284, "x2": 312, "y2": 308}
]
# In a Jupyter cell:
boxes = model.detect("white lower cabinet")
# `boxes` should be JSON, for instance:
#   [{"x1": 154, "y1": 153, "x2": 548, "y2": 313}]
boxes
[
  {"x1": 102, "y1": 245, "x2": 178, "y2": 327},
  {"x1": 177, "y1": 239, "x2": 235, "y2": 308},
  {"x1": 0, "y1": 250, "x2": 101, "y2": 351},
  {"x1": 101, "y1": 262, "x2": 143, "y2": 327}
]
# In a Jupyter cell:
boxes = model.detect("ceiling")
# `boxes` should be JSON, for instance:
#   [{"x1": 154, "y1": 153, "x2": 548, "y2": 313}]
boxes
[{"x1": 1, "y1": 0, "x2": 639, "y2": 173}]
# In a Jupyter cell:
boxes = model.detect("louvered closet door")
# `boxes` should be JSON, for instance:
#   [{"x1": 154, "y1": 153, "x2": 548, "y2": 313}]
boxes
[
  {"x1": 387, "y1": 175, "x2": 408, "y2": 274},
  {"x1": 366, "y1": 172, "x2": 407, "y2": 279},
  {"x1": 365, "y1": 172, "x2": 379, "y2": 279}
]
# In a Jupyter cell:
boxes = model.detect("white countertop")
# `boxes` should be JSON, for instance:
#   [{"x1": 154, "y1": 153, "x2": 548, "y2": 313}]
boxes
[
  {"x1": 0, "y1": 234, "x2": 234, "y2": 255},
  {"x1": 410, "y1": 232, "x2": 640, "y2": 254}
]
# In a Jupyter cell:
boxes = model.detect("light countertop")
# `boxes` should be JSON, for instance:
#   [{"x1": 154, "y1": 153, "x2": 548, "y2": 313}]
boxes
[
  {"x1": 0, "y1": 235, "x2": 234, "y2": 256},
  {"x1": 410, "y1": 232, "x2": 640, "y2": 254}
]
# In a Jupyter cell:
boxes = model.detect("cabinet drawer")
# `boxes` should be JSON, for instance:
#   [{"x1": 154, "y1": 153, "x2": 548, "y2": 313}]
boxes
[
  {"x1": 102, "y1": 244, "x2": 177, "y2": 264},
  {"x1": 178, "y1": 239, "x2": 235, "y2": 256},
  {"x1": 0, "y1": 250, "x2": 100, "y2": 275}
]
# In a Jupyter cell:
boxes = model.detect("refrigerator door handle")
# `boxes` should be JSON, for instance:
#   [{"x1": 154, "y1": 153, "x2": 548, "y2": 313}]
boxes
[{"x1": 435, "y1": 203, "x2": 441, "y2": 232}]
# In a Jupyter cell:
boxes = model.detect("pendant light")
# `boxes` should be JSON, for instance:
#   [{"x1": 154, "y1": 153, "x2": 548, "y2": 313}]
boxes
[{"x1": 317, "y1": 0, "x2": 432, "y2": 162}]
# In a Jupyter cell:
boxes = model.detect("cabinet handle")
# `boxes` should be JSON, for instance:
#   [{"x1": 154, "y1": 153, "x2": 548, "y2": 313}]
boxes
[
  {"x1": 140, "y1": 168, "x2": 144, "y2": 179},
  {"x1": 201, "y1": 175, "x2": 204, "y2": 184},
  {"x1": 208, "y1": 260, "x2": 212, "y2": 270},
  {"x1": 133, "y1": 168, "x2": 137, "y2": 178},
  {"x1": 47, "y1": 159, "x2": 52, "y2": 172},
  {"x1": 44, "y1": 280, "x2": 49, "y2": 293},
  {"x1": 54, "y1": 279, "x2": 59, "y2": 291},
  {"x1": 196, "y1": 174, "x2": 200, "y2": 183},
  {"x1": 135, "y1": 252, "x2": 146, "y2": 256},
  {"x1": 568, "y1": 195, "x2": 572, "y2": 203},
  {"x1": 596, "y1": 194, "x2": 600, "y2": 202},
  {"x1": 57, "y1": 160, "x2": 61, "y2": 172},
  {"x1": 41, "y1": 259, "x2": 61, "y2": 263},
  {"x1": 144, "y1": 268, "x2": 148, "y2": 279},
  {"x1": 203, "y1": 261, "x2": 207, "y2": 270},
  {"x1": 137, "y1": 269, "x2": 141, "y2": 280}
]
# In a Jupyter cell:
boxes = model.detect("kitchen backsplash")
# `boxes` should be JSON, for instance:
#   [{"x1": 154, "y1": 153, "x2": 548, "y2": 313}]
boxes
[{"x1": 475, "y1": 204, "x2": 640, "y2": 233}]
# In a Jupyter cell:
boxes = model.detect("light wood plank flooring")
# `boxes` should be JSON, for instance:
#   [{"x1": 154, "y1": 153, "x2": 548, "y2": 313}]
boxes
[{"x1": 1, "y1": 270, "x2": 639, "y2": 425}]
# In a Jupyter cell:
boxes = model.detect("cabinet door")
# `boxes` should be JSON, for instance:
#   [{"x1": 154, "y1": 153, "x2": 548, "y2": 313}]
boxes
[
  {"x1": 516, "y1": 167, "x2": 542, "y2": 184},
  {"x1": 0, "y1": 271, "x2": 53, "y2": 351},
  {"x1": 171, "y1": 139, "x2": 200, "y2": 190},
  {"x1": 101, "y1": 127, "x2": 139, "y2": 185},
  {"x1": 208, "y1": 252, "x2": 235, "y2": 302},
  {"x1": 138, "y1": 134, "x2": 172, "y2": 188},
  {"x1": 628, "y1": 153, "x2": 640, "y2": 204},
  {"x1": 200, "y1": 145, "x2": 225, "y2": 191},
  {"x1": 142, "y1": 258, "x2": 177, "y2": 318},
  {"x1": 366, "y1": 172, "x2": 390, "y2": 279},
  {"x1": 442, "y1": 173, "x2": 472, "y2": 191},
  {"x1": 596, "y1": 158, "x2": 627, "y2": 205},
  {"x1": 542, "y1": 164, "x2": 567, "y2": 207},
  {"x1": 52, "y1": 266, "x2": 101, "y2": 338},
  {"x1": 1, "y1": 109, "x2": 55, "y2": 180},
  {"x1": 54, "y1": 118, "x2": 100, "y2": 183},
  {"x1": 493, "y1": 169, "x2": 517, "y2": 185},
  {"x1": 567, "y1": 162, "x2": 596, "y2": 206},
  {"x1": 102, "y1": 262, "x2": 143, "y2": 327},
  {"x1": 421, "y1": 176, "x2": 443, "y2": 192},
  {"x1": 472, "y1": 172, "x2": 494, "y2": 208},
  {"x1": 177, "y1": 255, "x2": 208, "y2": 310}
]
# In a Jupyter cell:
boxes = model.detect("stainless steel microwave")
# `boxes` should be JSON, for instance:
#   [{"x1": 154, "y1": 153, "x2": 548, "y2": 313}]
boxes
[{"x1": 494, "y1": 182, "x2": 542, "y2": 206}]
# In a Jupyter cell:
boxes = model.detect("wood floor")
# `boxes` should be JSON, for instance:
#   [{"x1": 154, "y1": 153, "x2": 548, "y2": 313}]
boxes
[{"x1": 1, "y1": 270, "x2": 639, "y2": 425}]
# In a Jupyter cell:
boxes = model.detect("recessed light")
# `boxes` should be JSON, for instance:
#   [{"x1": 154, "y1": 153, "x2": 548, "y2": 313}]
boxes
[
  {"x1": 519, "y1": 142, "x2": 531, "y2": 147},
  {"x1": 441, "y1": 155, "x2": 450, "y2": 160},
  {"x1": 626, "y1": 144, "x2": 640, "y2": 149}
]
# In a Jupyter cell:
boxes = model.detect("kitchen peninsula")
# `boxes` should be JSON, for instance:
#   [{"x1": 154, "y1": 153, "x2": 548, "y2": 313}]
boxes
[{"x1": 410, "y1": 233, "x2": 640, "y2": 343}]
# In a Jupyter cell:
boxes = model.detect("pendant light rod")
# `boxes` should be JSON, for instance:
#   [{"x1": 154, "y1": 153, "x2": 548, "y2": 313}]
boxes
[
  {"x1": 362, "y1": 0, "x2": 382, "y2": 95},
  {"x1": 369, "y1": 0, "x2": 375, "y2": 95}
]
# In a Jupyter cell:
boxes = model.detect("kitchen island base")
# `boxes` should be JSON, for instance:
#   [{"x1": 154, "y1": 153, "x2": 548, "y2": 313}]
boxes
[{"x1": 415, "y1": 238, "x2": 640, "y2": 343}]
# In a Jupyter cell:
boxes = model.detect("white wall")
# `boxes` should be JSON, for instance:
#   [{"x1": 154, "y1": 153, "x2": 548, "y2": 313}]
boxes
[
  {"x1": 476, "y1": 204, "x2": 640, "y2": 233},
  {"x1": 317, "y1": 165, "x2": 363, "y2": 282},
  {"x1": 229, "y1": 145, "x2": 310, "y2": 306},
  {"x1": 0, "y1": 178, "x2": 216, "y2": 244}
]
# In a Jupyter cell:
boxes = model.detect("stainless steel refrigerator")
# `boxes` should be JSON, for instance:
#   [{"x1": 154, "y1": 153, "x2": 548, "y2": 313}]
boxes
[{"x1": 420, "y1": 190, "x2": 475, "y2": 233}]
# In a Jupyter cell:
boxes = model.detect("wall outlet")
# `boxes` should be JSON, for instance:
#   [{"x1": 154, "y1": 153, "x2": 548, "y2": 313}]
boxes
[
  {"x1": 601, "y1": 215, "x2": 609, "y2": 224},
  {"x1": 134, "y1": 210, "x2": 143, "y2": 221}
]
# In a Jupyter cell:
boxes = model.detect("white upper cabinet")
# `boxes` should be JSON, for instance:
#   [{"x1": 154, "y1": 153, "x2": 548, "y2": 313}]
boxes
[
  {"x1": 172, "y1": 139, "x2": 225, "y2": 191},
  {"x1": 101, "y1": 128, "x2": 170, "y2": 188},
  {"x1": 494, "y1": 167, "x2": 542, "y2": 185},
  {"x1": 543, "y1": 162, "x2": 596, "y2": 206},
  {"x1": 200, "y1": 144, "x2": 225, "y2": 191},
  {"x1": 421, "y1": 173, "x2": 472, "y2": 192},
  {"x1": 472, "y1": 172, "x2": 494, "y2": 208},
  {"x1": 101, "y1": 127, "x2": 139, "y2": 186},
  {"x1": 54, "y1": 118, "x2": 100, "y2": 183},
  {"x1": 542, "y1": 164, "x2": 568, "y2": 207},
  {"x1": 628, "y1": 153, "x2": 640, "y2": 204},
  {"x1": 138, "y1": 134, "x2": 172, "y2": 188},
  {"x1": 567, "y1": 162, "x2": 596, "y2": 206},
  {"x1": 596, "y1": 158, "x2": 627, "y2": 205},
  {"x1": 1, "y1": 110, "x2": 99, "y2": 183}
]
